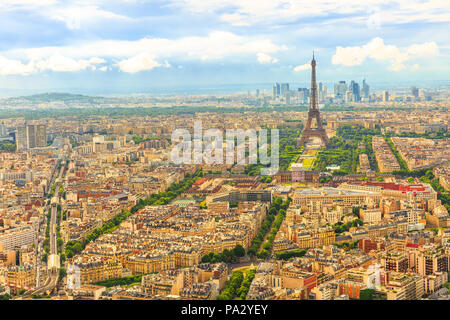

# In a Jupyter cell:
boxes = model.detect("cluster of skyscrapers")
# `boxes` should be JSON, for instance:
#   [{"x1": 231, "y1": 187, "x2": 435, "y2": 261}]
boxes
[
  {"x1": 272, "y1": 80, "x2": 370, "y2": 104},
  {"x1": 334, "y1": 79, "x2": 370, "y2": 103},
  {"x1": 273, "y1": 82, "x2": 327, "y2": 104},
  {"x1": 268, "y1": 80, "x2": 427, "y2": 105},
  {"x1": 16, "y1": 124, "x2": 47, "y2": 151}
]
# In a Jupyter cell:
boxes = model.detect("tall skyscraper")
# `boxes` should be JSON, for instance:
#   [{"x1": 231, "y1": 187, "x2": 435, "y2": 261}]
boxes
[
  {"x1": 362, "y1": 79, "x2": 370, "y2": 99},
  {"x1": 411, "y1": 86, "x2": 419, "y2": 99},
  {"x1": 297, "y1": 88, "x2": 310, "y2": 103},
  {"x1": 16, "y1": 124, "x2": 47, "y2": 151},
  {"x1": 382, "y1": 90, "x2": 389, "y2": 102},
  {"x1": 350, "y1": 80, "x2": 360, "y2": 102},
  {"x1": 318, "y1": 82, "x2": 324, "y2": 102},
  {"x1": 273, "y1": 82, "x2": 281, "y2": 98},
  {"x1": 36, "y1": 125, "x2": 47, "y2": 147},
  {"x1": 280, "y1": 83, "x2": 289, "y2": 96},
  {"x1": 27, "y1": 124, "x2": 36, "y2": 148},
  {"x1": 334, "y1": 81, "x2": 347, "y2": 98},
  {"x1": 16, "y1": 126, "x2": 27, "y2": 151}
]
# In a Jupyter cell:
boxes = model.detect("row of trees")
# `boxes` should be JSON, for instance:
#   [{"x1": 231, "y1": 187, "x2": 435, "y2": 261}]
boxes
[
  {"x1": 47, "y1": 183, "x2": 56, "y2": 198},
  {"x1": 334, "y1": 240, "x2": 360, "y2": 250},
  {"x1": 130, "y1": 171, "x2": 203, "y2": 213},
  {"x1": 201, "y1": 245, "x2": 245, "y2": 264},
  {"x1": 419, "y1": 171, "x2": 450, "y2": 212},
  {"x1": 385, "y1": 137, "x2": 409, "y2": 172},
  {"x1": 337, "y1": 124, "x2": 381, "y2": 140},
  {"x1": 385, "y1": 130, "x2": 449, "y2": 140},
  {"x1": 247, "y1": 197, "x2": 290, "y2": 258},
  {"x1": 131, "y1": 135, "x2": 169, "y2": 145},
  {"x1": 360, "y1": 288, "x2": 375, "y2": 300},
  {"x1": 216, "y1": 269, "x2": 256, "y2": 300},
  {"x1": 333, "y1": 219, "x2": 363, "y2": 235},
  {"x1": 256, "y1": 206, "x2": 288, "y2": 259},
  {"x1": 94, "y1": 274, "x2": 144, "y2": 288},
  {"x1": 259, "y1": 176, "x2": 273, "y2": 183},
  {"x1": 275, "y1": 249, "x2": 307, "y2": 260},
  {"x1": 0, "y1": 141, "x2": 15, "y2": 152},
  {"x1": 42, "y1": 208, "x2": 52, "y2": 262}
]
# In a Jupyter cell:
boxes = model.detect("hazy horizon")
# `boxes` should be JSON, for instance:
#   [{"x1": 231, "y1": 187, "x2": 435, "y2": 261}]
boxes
[{"x1": 0, "y1": 79, "x2": 449, "y2": 99}]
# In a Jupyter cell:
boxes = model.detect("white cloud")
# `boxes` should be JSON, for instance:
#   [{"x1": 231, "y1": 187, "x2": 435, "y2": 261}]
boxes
[
  {"x1": 0, "y1": 54, "x2": 106, "y2": 75},
  {"x1": 0, "y1": 30, "x2": 284, "y2": 75},
  {"x1": 332, "y1": 37, "x2": 439, "y2": 71},
  {"x1": 221, "y1": 13, "x2": 251, "y2": 26},
  {"x1": 0, "y1": 2, "x2": 131, "y2": 30},
  {"x1": 0, "y1": 31, "x2": 283, "y2": 74},
  {"x1": 0, "y1": 56, "x2": 35, "y2": 75},
  {"x1": 0, "y1": 0, "x2": 57, "y2": 10},
  {"x1": 293, "y1": 63, "x2": 311, "y2": 72},
  {"x1": 407, "y1": 42, "x2": 439, "y2": 56},
  {"x1": 167, "y1": 0, "x2": 450, "y2": 27},
  {"x1": 257, "y1": 53, "x2": 278, "y2": 64},
  {"x1": 117, "y1": 53, "x2": 161, "y2": 73},
  {"x1": 46, "y1": 5, "x2": 130, "y2": 30},
  {"x1": 3, "y1": 0, "x2": 450, "y2": 31},
  {"x1": 88, "y1": 57, "x2": 107, "y2": 64},
  {"x1": 36, "y1": 55, "x2": 92, "y2": 72},
  {"x1": 18, "y1": 31, "x2": 281, "y2": 60}
]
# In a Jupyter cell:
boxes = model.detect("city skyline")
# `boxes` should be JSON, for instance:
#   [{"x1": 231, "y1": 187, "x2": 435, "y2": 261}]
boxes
[{"x1": 0, "y1": 0, "x2": 449, "y2": 95}]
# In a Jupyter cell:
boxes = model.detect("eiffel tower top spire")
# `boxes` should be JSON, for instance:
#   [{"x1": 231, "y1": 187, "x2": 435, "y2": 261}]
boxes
[{"x1": 310, "y1": 53, "x2": 317, "y2": 110}]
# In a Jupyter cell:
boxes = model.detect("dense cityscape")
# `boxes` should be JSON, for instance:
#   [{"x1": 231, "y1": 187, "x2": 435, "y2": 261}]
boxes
[
  {"x1": 0, "y1": 53, "x2": 448, "y2": 302},
  {"x1": 0, "y1": 2, "x2": 449, "y2": 315}
]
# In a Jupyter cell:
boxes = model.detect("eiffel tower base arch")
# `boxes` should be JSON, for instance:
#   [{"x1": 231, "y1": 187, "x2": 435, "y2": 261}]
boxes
[{"x1": 298, "y1": 128, "x2": 329, "y2": 147}]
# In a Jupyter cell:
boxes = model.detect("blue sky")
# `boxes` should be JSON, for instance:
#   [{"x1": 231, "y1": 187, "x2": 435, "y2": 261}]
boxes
[{"x1": 0, "y1": 0, "x2": 449, "y2": 95}]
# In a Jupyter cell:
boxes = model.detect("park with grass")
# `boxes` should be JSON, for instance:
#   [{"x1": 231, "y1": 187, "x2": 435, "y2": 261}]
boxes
[{"x1": 314, "y1": 124, "x2": 380, "y2": 175}]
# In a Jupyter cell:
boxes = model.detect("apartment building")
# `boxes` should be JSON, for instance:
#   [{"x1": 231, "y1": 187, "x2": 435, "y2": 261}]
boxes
[
  {"x1": 292, "y1": 187, "x2": 381, "y2": 211},
  {"x1": 71, "y1": 257, "x2": 123, "y2": 284},
  {"x1": 0, "y1": 226, "x2": 36, "y2": 251}
]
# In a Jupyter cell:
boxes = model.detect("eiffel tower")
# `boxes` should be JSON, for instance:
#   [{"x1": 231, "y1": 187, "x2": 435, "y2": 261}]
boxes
[{"x1": 298, "y1": 53, "x2": 329, "y2": 147}]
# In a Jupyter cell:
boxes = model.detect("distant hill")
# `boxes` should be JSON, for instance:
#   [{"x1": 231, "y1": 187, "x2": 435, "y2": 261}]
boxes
[
  {"x1": 3, "y1": 92, "x2": 105, "y2": 104},
  {"x1": 0, "y1": 92, "x2": 132, "y2": 108},
  {"x1": 19, "y1": 92, "x2": 99, "y2": 100}
]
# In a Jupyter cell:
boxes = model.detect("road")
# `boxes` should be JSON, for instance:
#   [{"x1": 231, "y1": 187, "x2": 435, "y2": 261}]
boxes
[{"x1": 18, "y1": 161, "x2": 66, "y2": 299}]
